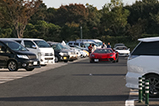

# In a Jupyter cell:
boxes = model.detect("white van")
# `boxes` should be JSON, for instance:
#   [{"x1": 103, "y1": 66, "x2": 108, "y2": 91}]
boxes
[
  {"x1": 76, "y1": 39, "x2": 103, "y2": 47},
  {"x1": 126, "y1": 37, "x2": 159, "y2": 97},
  {"x1": 0, "y1": 38, "x2": 55, "y2": 65},
  {"x1": 67, "y1": 40, "x2": 98, "y2": 49}
]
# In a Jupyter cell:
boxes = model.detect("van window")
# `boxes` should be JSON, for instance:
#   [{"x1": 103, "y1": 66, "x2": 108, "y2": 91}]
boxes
[
  {"x1": 0, "y1": 42, "x2": 7, "y2": 53},
  {"x1": 4, "y1": 41, "x2": 27, "y2": 51},
  {"x1": 24, "y1": 40, "x2": 35, "y2": 48},
  {"x1": 34, "y1": 40, "x2": 50, "y2": 48},
  {"x1": 15, "y1": 40, "x2": 21, "y2": 44},
  {"x1": 80, "y1": 43, "x2": 85, "y2": 47},
  {"x1": 74, "y1": 43, "x2": 79, "y2": 46},
  {"x1": 132, "y1": 41, "x2": 159, "y2": 55}
]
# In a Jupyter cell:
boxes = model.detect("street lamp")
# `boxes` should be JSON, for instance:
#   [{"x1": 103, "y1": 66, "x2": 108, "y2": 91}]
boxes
[{"x1": 80, "y1": 26, "x2": 82, "y2": 39}]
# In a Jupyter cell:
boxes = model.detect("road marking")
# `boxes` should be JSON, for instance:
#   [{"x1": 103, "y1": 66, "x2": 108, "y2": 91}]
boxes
[
  {"x1": 125, "y1": 89, "x2": 138, "y2": 106},
  {"x1": 125, "y1": 100, "x2": 134, "y2": 106}
]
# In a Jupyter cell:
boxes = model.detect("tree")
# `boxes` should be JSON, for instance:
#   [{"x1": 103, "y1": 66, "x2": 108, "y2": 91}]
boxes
[
  {"x1": 0, "y1": 0, "x2": 42, "y2": 38},
  {"x1": 101, "y1": 0, "x2": 130, "y2": 36}
]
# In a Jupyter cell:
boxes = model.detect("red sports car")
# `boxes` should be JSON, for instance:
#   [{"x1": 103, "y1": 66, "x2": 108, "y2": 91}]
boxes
[{"x1": 89, "y1": 48, "x2": 119, "y2": 63}]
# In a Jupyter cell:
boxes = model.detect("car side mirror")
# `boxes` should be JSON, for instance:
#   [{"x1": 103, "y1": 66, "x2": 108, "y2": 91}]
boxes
[{"x1": 32, "y1": 45, "x2": 37, "y2": 49}]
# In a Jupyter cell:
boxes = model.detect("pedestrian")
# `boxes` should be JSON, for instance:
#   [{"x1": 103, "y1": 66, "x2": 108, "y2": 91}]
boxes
[
  {"x1": 88, "y1": 44, "x2": 92, "y2": 54},
  {"x1": 101, "y1": 42, "x2": 107, "y2": 48},
  {"x1": 107, "y1": 42, "x2": 111, "y2": 48},
  {"x1": 92, "y1": 44, "x2": 97, "y2": 53}
]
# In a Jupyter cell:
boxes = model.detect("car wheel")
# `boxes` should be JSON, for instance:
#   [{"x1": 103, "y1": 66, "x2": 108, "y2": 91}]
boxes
[
  {"x1": 55, "y1": 57, "x2": 58, "y2": 63},
  {"x1": 26, "y1": 68, "x2": 34, "y2": 71},
  {"x1": 8, "y1": 61, "x2": 18, "y2": 71},
  {"x1": 146, "y1": 74, "x2": 159, "y2": 98}
]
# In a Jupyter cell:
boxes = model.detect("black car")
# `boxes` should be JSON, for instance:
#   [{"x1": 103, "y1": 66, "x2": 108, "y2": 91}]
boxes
[
  {"x1": 0, "y1": 39, "x2": 40, "y2": 71},
  {"x1": 50, "y1": 43, "x2": 70, "y2": 63}
]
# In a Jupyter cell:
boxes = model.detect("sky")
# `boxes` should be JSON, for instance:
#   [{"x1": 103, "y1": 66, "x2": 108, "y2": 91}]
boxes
[{"x1": 43, "y1": 0, "x2": 137, "y2": 10}]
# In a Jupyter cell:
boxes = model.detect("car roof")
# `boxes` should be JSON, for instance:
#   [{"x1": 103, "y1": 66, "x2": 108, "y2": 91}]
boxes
[
  {"x1": 0, "y1": 38, "x2": 44, "y2": 41},
  {"x1": 0, "y1": 39, "x2": 15, "y2": 42},
  {"x1": 138, "y1": 37, "x2": 159, "y2": 42}
]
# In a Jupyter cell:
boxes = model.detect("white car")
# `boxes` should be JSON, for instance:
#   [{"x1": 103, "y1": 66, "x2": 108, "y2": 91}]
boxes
[
  {"x1": 126, "y1": 37, "x2": 159, "y2": 97},
  {"x1": 113, "y1": 46, "x2": 130, "y2": 56}
]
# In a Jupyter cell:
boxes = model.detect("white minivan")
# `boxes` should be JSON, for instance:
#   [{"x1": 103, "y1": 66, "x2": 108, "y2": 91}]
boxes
[
  {"x1": 0, "y1": 38, "x2": 55, "y2": 65},
  {"x1": 126, "y1": 37, "x2": 159, "y2": 97}
]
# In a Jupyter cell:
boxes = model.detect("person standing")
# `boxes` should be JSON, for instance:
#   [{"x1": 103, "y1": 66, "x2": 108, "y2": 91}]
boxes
[
  {"x1": 88, "y1": 44, "x2": 92, "y2": 54},
  {"x1": 107, "y1": 42, "x2": 111, "y2": 48},
  {"x1": 92, "y1": 44, "x2": 97, "y2": 53},
  {"x1": 101, "y1": 42, "x2": 107, "y2": 48}
]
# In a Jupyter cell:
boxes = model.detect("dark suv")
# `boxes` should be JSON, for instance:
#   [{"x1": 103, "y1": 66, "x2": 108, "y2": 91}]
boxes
[{"x1": 0, "y1": 39, "x2": 40, "y2": 71}]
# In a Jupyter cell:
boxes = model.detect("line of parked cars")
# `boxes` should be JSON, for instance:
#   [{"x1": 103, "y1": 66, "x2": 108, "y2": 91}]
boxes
[
  {"x1": 0, "y1": 38, "x2": 91, "y2": 71},
  {"x1": 47, "y1": 41, "x2": 89, "y2": 63}
]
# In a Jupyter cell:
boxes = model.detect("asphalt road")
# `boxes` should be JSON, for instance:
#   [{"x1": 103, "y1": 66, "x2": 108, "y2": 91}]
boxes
[{"x1": 0, "y1": 57, "x2": 129, "y2": 106}]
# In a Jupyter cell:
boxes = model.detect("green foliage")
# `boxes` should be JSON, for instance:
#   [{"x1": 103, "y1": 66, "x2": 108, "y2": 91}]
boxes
[
  {"x1": 101, "y1": 0, "x2": 130, "y2": 36},
  {"x1": 1, "y1": 0, "x2": 159, "y2": 44}
]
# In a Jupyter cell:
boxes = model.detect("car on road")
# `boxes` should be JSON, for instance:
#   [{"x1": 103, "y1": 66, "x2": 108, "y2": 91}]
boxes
[
  {"x1": 89, "y1": 48, "x2": 119, "y2": 63},
  {"x1": 126, "y1": 37, "x2": 159, "y2": 98},
  {"x1": 113, "y1": 46, "x2": 130, "y2": 56},
  {"x1": 0, "y1": 39, "x2": 40, "y2": 71}
]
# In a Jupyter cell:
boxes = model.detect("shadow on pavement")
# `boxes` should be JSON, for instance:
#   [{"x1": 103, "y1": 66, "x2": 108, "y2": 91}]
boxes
[{"x1": 0, "y1": 95, "x2": 128, "y2": 102}]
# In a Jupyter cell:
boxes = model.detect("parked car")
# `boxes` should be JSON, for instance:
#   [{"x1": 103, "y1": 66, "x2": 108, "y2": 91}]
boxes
[
  {"x1": 113, "y1": 46, "x2": 130, "y2": 56},
  {"x1": 0, "y1": 39, "x2": 40, "y2": 71},
  {"x1": 126, "y1": 37, "x2": 159, "y2": 97},
  {"x1": 61, "y1": 44, "x2": 78, "y2": 61},
  {"x1": 48, "y1": 42, "x2": 77, "y2": 62},
  {"x1": 89, "y1": 48, "x2": 119, "y2": 63},
  {"x1": 49, "y1": 43, "x2": 69, "y2": 62},
  {"x1": 0, "y1": 38, "x2": 55, "y2": 65},
  {"x1": 69, "y1": 45, "x2": 88, "y2": 57},
  {"x1": 114, "y1": 43, "x2": 125, "y2": 48}
]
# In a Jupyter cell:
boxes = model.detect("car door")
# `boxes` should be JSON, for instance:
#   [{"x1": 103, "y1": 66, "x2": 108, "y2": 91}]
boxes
[
  {"x1": 0, "y1": 42, "x2": 11, "y2": 67},
  {"x1": 23, "y1": 40, "x2": 38, "y2": 57}
]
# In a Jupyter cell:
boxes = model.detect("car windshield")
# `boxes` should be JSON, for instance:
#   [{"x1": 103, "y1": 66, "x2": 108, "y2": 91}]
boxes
[
  {"x1": 5, "y1": 41, "x2": 27, "y2": 51},
  {"x1": 94, "y1": 49, "x2": 113, "y2": 53},
  {"x1": 34, "y1": 40, "x2": 51, "y2": 48},
  {"x1": 52, "y1": 44, "x2": 64, "y2": 50},
  {"x1": 114, "y1": 43, "x2": 125, "y2": 47},
  {"x1": 62, "y1": 45, "x2": 71, "y2": 49},
  {"x1": 96, "y1": 42, "x2": 103, "y2": 46},
  {"x1": 116, "y1": 46, "x2": 128, "y2": 50}
]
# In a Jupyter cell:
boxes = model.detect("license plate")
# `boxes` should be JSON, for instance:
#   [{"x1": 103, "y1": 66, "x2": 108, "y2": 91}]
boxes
[
  {"x1": 64, "y1": 57, "x2": 67, "y2": 60},
  {"x1": 33, "y1": 61, "x2": 38, "y2": 65},
  {"x1": 94, "y1": 59, "x2": 99, "y2": 62}
]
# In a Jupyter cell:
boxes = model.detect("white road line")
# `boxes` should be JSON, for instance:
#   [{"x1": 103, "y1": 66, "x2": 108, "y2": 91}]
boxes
[
  {"x1": 125, "y1": 89, "x2": 138, "y2": 106},
  {"x1": 125, "y1": 100, "x2": 134, "y2": 106}
]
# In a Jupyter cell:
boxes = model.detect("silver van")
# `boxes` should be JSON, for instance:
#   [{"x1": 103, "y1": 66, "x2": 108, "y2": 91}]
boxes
[{"x1": 0, "y1": 38, "x2": 55, "y2": 65}]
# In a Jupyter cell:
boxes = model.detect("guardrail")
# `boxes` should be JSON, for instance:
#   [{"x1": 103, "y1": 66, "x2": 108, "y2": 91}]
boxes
[{"x1": 138, "y1": 76, "x2": 149, "y2": 106}]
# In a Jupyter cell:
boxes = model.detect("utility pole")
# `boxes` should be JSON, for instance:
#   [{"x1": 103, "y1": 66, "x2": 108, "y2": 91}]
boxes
[{"x1": 80, "y1": 26, "x2": 82, "y2": 39}]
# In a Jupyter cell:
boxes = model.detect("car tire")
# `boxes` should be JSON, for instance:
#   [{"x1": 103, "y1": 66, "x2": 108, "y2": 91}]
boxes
[
  {"x1": 145, "y1": 74, "x2": 159, "y2": 98},
  {"x1": 26, "y1": 68, "x2": 34, "y2": 71},
  {"x1": 8, "y1": 60, "x2": 18, "y2": 71},
  {"x1": 55, "y1": 57, "x2": 58, "y2": 63}
]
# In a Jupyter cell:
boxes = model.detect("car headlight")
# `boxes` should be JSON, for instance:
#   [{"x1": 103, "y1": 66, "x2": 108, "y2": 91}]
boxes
[
  {"x1": 17, "y1": 55, "x2": 29, "y2": 59},
  {"x1": 59, "y1": 52, "x2": 64, "y2": 56}
]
